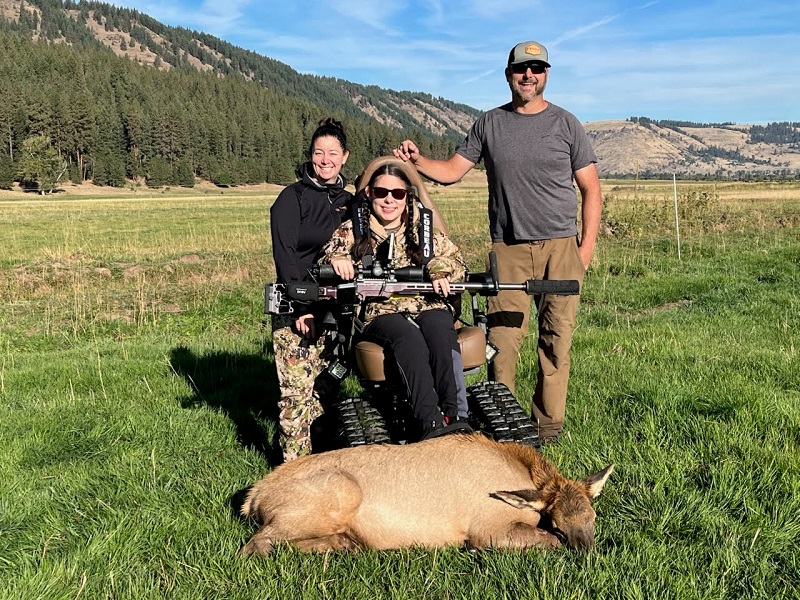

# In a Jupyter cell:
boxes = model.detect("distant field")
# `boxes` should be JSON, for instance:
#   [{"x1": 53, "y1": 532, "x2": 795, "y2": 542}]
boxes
[{"x1": 1, "y1": 179, "x2": 798, "y2": 599}]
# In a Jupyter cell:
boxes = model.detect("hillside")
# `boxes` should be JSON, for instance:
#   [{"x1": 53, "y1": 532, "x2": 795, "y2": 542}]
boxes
[
  {"x1": 586, "y1": 119, "x2": 800, "y2": 179},
  {"x1": 1, "y1": 0, "x2": 799, "y2": 182},
  {"x1": 0, "y1": 0, "x2": 479, "y2": 142}
]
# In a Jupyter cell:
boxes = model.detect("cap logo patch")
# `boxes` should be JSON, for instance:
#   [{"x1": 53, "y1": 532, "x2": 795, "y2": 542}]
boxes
[{"x1": 525, "y1": 44, "x2": 541, "y2": 56}]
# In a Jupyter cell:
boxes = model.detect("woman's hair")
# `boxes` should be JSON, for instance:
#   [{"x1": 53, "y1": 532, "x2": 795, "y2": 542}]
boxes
[
  {"x1": 309, "y1": 117, "x2": 348, "y2": 156},
  {"x1": 352, "y1": 164, "x2": 423, "y2": 264}
]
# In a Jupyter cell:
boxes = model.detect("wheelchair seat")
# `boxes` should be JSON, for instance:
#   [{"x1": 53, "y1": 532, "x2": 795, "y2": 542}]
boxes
[{"x1": 354, "y1": 325, "x2": 486, "y2": 382}]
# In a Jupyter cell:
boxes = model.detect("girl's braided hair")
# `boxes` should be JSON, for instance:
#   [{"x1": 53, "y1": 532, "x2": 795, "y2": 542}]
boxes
[{"x1": 352, "y1": 164, "x2": 423, "y2": 264}]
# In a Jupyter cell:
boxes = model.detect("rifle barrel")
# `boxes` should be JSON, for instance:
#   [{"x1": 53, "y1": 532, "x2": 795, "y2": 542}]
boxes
[
  {"x1": 386, "y1": 280, "x2": 580, "y2": 296},
  {"x1": 314, "y1": 278, "x2": 580, "y2": 299}
]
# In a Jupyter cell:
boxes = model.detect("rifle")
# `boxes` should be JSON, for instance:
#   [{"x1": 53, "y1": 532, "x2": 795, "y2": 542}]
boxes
[{"x1": 264, "y1": 251, "x2": 579, "y2": 316}]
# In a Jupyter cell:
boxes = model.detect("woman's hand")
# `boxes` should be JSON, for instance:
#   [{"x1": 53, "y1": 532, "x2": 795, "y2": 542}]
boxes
[
  {"x1": 430, "y1": 273, "x2": 451, "y2": 296},
  {"x1": 294, "y1": 313, "x2": 316, "y2": 338},
  {"x1": 331, "y1": 257, "x2": 355, "y2": 280}
]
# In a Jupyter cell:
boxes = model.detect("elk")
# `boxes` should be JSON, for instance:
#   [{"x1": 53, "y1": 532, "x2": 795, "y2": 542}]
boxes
[{"x1": 240, "y1": 432, "x2": 613, "y2": 554}]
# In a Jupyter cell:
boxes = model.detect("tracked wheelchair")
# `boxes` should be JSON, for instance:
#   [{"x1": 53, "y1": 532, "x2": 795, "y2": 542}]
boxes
[{"x1": 265, "y1": 157, "x2": 579, "y2": 449}]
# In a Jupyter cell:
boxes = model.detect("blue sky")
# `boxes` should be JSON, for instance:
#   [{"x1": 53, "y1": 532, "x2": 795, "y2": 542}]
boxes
[{"x1": 110, "y1": 0, "x2": 799, "y2": 124}]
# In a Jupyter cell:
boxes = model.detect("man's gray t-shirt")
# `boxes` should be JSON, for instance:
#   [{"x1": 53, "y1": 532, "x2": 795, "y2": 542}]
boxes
[{"x1": 456, "y1": 102, "x2": 597, "y2": 243}]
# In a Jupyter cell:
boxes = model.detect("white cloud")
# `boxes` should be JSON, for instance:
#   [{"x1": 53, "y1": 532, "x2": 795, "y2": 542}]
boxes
[
  {"x1": 463, "y1": 69, "x2": 498, "y2": 85},
  {"x1": 110, "y1": 0, "x2": 252, "y2": 36},
  {"x1": 466, "y1": 0, "x2": 543, "y2": 19},
  {"x1": 550, "y1": 15, "x2": 620, "y2": 48},
  {"x1": 329, "y1": 0, "x2": 407, "y2": 33}
]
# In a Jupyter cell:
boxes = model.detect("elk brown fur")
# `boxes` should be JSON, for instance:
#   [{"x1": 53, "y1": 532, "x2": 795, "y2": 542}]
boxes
[{"x1": 240, "y1": 432, "x2": 613, "y2": 554}]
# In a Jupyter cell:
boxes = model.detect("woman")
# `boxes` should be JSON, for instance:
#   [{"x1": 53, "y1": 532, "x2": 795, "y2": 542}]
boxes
[
  {"x1": 270, "y1": 117, "x2": 353, "y2": 462},
  {"x1": 322, "y1": 163, "x2": 472, "y2": 440}
]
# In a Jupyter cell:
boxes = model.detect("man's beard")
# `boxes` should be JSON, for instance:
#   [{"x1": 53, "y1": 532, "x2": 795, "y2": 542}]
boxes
[{"x1": 509, "y1": 74, "x2": 548, "y2": 103}]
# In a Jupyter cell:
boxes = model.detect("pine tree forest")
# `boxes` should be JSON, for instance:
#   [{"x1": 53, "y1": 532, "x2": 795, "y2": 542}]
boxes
[{"x1": 0, "y1": 24, "x2": 457, "y2": 190}]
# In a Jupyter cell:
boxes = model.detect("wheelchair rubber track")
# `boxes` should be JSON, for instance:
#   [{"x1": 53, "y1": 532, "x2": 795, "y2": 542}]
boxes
[
  {"x1": 467, "y1": 381, "x2": 541, "y2": 449},
  {"x1": 334, "y1": 396, "x2": 392, "y2": 447}
]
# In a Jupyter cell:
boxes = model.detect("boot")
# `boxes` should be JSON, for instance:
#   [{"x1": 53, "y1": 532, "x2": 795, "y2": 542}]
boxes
[{"x1": 420, "y1": 416, "x2": 473, "y2": 441}]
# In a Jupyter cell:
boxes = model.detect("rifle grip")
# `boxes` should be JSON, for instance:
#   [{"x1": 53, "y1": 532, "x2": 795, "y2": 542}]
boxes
[{"x1": 488, "y1": 251, "x2": 500, "y2": 293}]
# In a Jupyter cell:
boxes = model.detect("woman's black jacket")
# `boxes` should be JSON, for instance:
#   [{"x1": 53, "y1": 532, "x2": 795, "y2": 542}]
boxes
[{"x1": 270, "y1": 162, "x2": 353, "y2": 284}]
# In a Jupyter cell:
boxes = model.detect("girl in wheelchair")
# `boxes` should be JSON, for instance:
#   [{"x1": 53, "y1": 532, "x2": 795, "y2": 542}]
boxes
[{"x1": 322, "y1": 161, "x2": 472, "y2": 441}]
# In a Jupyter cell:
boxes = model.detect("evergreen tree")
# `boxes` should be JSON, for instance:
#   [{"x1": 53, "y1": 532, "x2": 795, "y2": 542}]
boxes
[
  {"x1": 16, "y1": 134, "x2": 66, "y2": 194},
  {"x1": 210, "y1": 162, "x2": 233, "y2": 187},
  {"x1": 0, "y1": 85, "x2": 18, "y2": 161},
  {"x1": 121, "y1": 103, "x2": 149, "y2": 179},
  {"x1": 0, "y1": 155, "x2": 13, "y2": 189},
  {"x1": 91, "y1": 147, "x2": 126, "y2": 187},
  {"x1": 175, "y1": 157, "x2": 194, "y2": 187},
  {"x1": 145, "y1": 155, "x2": 172, "y2": 186}
]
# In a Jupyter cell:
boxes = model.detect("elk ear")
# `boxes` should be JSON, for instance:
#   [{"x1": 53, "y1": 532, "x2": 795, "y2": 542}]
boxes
[
  {"x1": 585, "y1": 464, "x2": 615, "y2": 498},
  {"x1": 490, "y1": 489, "x2": 547, "y2": 511}
]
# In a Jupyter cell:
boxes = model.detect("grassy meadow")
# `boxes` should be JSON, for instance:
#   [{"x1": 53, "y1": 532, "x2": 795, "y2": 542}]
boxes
[{"x1": 1, "y1": 176, "x2": 799, "y2": 599}]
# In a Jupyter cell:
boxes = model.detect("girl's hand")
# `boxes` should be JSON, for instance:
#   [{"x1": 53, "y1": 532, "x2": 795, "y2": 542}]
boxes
[
  {"x1": 331, "y1": 257, "x2": 355, "y2": 280},
  {"x1": 431, "y1": 273, "x2": 451, "y2": 297},
  {"x1": 294, "y1": 313, "x2": 316, "y2": 338}
]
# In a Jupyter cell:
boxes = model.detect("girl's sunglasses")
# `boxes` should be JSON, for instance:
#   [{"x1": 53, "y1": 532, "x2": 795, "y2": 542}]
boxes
[{"x1": 371, "y1": 186, "x2": 408, "y2": 200}]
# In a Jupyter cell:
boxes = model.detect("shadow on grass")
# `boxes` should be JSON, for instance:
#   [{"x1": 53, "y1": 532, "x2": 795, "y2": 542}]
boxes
[
  {"x1": 169, "y1": 344, "x2": 283, "y2": 467},
  {"x1": 168, "y1": 342, "x2": 348, "y2": 522}
]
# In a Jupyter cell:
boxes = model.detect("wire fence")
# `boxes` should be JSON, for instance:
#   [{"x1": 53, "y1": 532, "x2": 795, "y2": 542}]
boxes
[{"x1": 599, "y1": 180, "x2": 800, "y2": 257}]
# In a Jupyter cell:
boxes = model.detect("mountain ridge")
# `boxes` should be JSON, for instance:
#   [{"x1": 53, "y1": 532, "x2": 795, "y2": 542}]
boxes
[
  {"x1": 587, "y1": 118, "x2": 800, "y2": 179},
  {"x1": 2, "y1": 0, "x2": 799, "y2": 180},
  {"x1": 0, "y1": 0, "x2": 480, "y2": 141}
]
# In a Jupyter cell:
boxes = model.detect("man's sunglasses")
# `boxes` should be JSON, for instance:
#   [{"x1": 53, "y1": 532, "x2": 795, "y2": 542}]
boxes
[
  {"x1": 510, "y1": 62, "x2": 547, "y2": 75},
  {"x1": 372, "y1": 186, "x2": 408, "y2": 200}
]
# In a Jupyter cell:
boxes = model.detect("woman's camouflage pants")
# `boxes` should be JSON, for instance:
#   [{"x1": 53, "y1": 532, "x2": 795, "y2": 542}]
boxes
[{"x1": 271, "y1": 314, "x2": 336, "y2": 461}]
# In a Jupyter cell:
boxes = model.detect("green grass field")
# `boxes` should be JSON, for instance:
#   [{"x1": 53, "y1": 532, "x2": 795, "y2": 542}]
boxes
[{"x1": 1, "y1": 179, "x2": 799, "y2": 599}]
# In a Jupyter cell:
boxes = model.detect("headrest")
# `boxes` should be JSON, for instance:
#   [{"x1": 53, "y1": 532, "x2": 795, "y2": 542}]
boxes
[{"x1": 355, "y1": 156, "x2": 433, "y2": 209}]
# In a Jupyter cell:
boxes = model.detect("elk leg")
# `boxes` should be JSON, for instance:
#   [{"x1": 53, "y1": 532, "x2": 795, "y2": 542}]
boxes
[
  {"x1": 241, "y1": 469, "x2": 363, "y2": 556},
  {"x1": 468, "y1": 521, "x2": 560, "y2": 550},
  {"x1": 293, "y1": 532, "x2": 361, "y2": 552},
  {"x1": 502, "y1": 522, "x2": 561, "y2": 550},
  {"x1": 240, "y1": 530, "x2": 276, "y2": 556}
]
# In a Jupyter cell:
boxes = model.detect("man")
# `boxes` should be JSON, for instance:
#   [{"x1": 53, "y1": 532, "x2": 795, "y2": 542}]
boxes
[{"x1": 394, "y1": 40, "x2": 602, "y2": 443}]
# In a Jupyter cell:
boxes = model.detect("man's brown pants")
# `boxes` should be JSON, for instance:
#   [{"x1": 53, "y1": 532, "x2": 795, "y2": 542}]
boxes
[{"x1": 487, "y1": 237, "x2": 585, "y2": 439}]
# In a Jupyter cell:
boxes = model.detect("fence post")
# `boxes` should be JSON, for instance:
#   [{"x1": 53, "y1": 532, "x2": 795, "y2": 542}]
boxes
[{"x1": 673, "y1": 173, "x2": 681, "y2": 261}]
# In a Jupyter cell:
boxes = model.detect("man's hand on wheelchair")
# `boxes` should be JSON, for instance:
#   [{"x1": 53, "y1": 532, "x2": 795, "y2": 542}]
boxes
[{"x1": 331, "y1": 257, "x2": 355, "y2": 281}]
